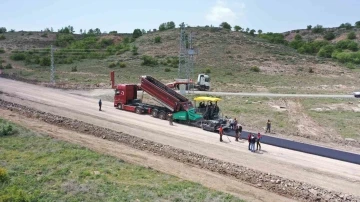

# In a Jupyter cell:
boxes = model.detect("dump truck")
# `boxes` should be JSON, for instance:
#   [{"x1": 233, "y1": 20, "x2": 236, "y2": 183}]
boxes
[{"x1": 110, "y1": 71, "x2": 203, "y2": 125}]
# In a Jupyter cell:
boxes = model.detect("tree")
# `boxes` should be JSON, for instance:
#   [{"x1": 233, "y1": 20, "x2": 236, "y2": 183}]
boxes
[
  {"x1": 234, "y1": 25, "x2": 241, "y2": 32},
  {"x1": 294, "y1": 34, "x2": 302, "y2": 41},
  {"x1": 347, "y1": 31, "x2": 356, "y2": 40},
  {"x1": 87, "y1": 29, "x2": 94, "y2": 35},
  {"x1": 141, "y1": 29, "x2": 146, "y2": 34},
  {"x1": 323, "y1": 32, "x2": 335, "y2": 40},
  {"x1": 249, "y1": 29, "x2": 256, "y2": 36},
  {"x1": 312, "y1": 25, "x2": 324, "y2": 33},
  {"x1": 344, "y1": 23, "x2": 352, "y2": 30},
  {"x1": 0, "y1": 27, "x2": 6, "y2": 33},
  {"x1": 159, "y1": 23, "x2": 166, "y2": 31},
  {"x1": 258, "y1": 29, "x2": 263, "y2": 35},
  {"x1": 50, "y1": 27, "x2": 53, "y2": 32},
  {"x1": 356, "y1": 21, "x2": 360, "y2": 28},
  {"x1": 80, "y1": 29, "x2": 82, "y2": 34},
  {"x1": 94, "y1": 28, "x2": 101, "y2": 35},
  {"x1": 245, "y1": 28, "x2": 249, "y2": 33},
  {"x1": 132, "y1": 29, "x2": 142, "y2": 38},
  {"x1": 167, "y1": 21, "x2": 175, "y2": 29},
  {"x1": 219, "y1": 22, "x2": 231, "y2": 30},
  {"x1": 307, "y1": 25, "x2": 312, "y2": 30}
]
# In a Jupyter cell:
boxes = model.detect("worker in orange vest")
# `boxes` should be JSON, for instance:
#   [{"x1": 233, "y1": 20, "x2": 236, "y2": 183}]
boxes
[{"x1": 219, "y1": 125, "x2": 223, "y2": 142}]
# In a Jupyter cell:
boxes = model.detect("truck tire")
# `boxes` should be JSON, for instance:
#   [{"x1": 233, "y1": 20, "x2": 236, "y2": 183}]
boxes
[
  {"x1": 151, "y1": 109, "x2": 159, "y2": 118},
  {"x1": 159, "y1": 111, "x2": 167, "y2": 120},
  {"x1": 135, "y1": 107, "x2": 142, "y2": 114},
  {"x1": 117, "y1": 103, "x2": 123, "y2": 110}
]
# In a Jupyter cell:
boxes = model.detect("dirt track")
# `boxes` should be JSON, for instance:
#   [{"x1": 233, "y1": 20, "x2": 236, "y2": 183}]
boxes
[{"x1": 1, "y1": 78, "x2": 360, "y2": 201}]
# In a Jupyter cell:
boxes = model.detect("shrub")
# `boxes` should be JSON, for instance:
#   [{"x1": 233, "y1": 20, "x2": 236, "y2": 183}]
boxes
[
  {"x1": 41, "y1": 33, "x2": 48, "y2": 37},
  {"x1": 132, "y1": 29, "x2": 142, "y2": 38},
  {"x1": 307, "y1": 25, "x2": 312, "y2": 30},
  {"x1": 108, "y1": 62, "x2": 116, "y2": 68},
  {"x1": 132, "y1": 46, "x2": 138, "y2": 55},
  {"x1": 40, "y1": 57, "x2": 51, "y2": 66},
  {"x1": 100, "y1": 38, "x2": 114, "y2": 47},
  {"x1": 219, "y1": 22, "x2": 232, "y2": 30},
  {"x1": 294, "y1": 34, "x2": 302, "y2": 41},
  {"x1": 141, "y1": 55, "x2": 158, "y2": 66},
  {"x1": 119, "y1": 62, "x2": 126, "y2": 68},
  {"x1": 10, "y1": 53, "x2": 26, "y2": 61},
  {"x1": 318, "y1": 45, "x2": 335, "y2": 58},
  {"x1": 0, "y1": 48, "x2": 5, "y2": 54},
  {"x1": 5, "y1": 63, "x2": 12, "y2": 69},
  {"x1": 0, "y1": 34, "x2": 6, "y2": 40},
  {"x1": 347, "y1": 31, "x2": 356, "y2": 40},
  {"x1": 0, "y1": 168, "x2": 9, "y2": 182},
  {"x1": 0, "y1": 187, "x2": 31, "y2": 202},
  {"x1": 154, "y1": 36, "x2": 161, "y2": 43},
  {"x1": 309, "y1": 67, "x2": 314, "y2": 73},
  {"x1": 332, "y1": 51, "x2": 360, "y2": 64},
  {"x1": 346, "y1": 63, "x2": 355, "y2": 69},
  {"x1": 312, "y1": 25, "x2": 324, "y2": 33},
  {"x1": 1, "y1": 124, "x2": 15, "y2": 136},
  {"x1": 164, "y1": 67, "x2": 171, "y2": 72},
  {"x1": 71, "y1": 66, "x2": 77, "y2": 72},
  {"x1": 205, "y1": 68, "x2": 211, "y2": 74},
  {"x1": 55, "y1": 34, "x2": 75, "y2": 47},
  {"x1": 356, "y1": 21, "x2": 360, "y2": 28},
  {"x1": 259, "y1": 33, "x2": 287, "y2": 44},
  {"x1": 323, "y1": 32, "x2": 335, "y2": 40},
  {"x1": 250, "y1": 66, "x2": 260, "y2": 72},
  {"x1": 0, "y1": 27, "x2": 6, "y2": 33},
  {"x1": 336, "y1": 40, "x2": 358, "y2": 51}
]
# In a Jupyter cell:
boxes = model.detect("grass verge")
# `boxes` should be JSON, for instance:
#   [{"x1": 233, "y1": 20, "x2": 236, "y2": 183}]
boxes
[{"x1": 0, "y1": 118, "x2": 243, "y2": 202}]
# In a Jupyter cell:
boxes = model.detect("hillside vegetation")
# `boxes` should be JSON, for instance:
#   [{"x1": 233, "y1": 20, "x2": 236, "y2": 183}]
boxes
[{"x1": 0, "y1": 23, "x2": 360, "y2": 93}]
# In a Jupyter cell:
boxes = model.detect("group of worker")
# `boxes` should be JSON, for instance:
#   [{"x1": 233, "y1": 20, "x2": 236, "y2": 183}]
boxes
[{"x1": 217, "y1": 118, "x2": 271, "y2": 153}]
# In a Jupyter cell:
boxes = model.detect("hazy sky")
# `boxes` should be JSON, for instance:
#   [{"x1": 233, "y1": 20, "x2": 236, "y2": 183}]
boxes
[{"x1": 1, "y1": 0, "x2": 359, "y2": 33}]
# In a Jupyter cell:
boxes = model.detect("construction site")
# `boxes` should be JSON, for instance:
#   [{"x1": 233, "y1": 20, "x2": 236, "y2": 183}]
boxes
[{"x1": 1, "y1": 8, "x2": 360, "y2": 201}]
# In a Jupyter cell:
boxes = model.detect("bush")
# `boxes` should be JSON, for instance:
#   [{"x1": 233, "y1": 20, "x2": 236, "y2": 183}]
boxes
[
  {"x1": 132, "y1": 29, "x2": 142, "y2": 38},
  {"x1": 219, "y1": 22, "x2": 232, "y2": 30},
  {"x1": 0, "y1": 27, "x2": 6, "y2": 33},
  {"x1": 40, "y1": 57, "x2": 51, "y2": 66},
  {"x1": 323, "y1": 32, "x2": 335, "y2": 40},
  {"x1": 0, "y1": 34, "x2": 6, "y2": 40},
  {"x1": 309, "y1": 67, "x2": 314, "y2": 73},
  {"x1": 318, "y1": 45, "x2": 335, "y2": 58},
  {"x1": 132, "y1": 46, "x2": 138, "y2": 55},
  {"x1": 294, "y1": 34, "x2": 302, "y2": 41},
  {"x1": 0, "y1": 168, "x2": 9, "y2": 182},
  {"x1": 1, "y1": 124, "x2": 15, "y2": 136},
  {"x1": 332, "y1": 51, "x2": 360, "y2": 64},
  {"x1": 347, "y1": 31, "x2": 356, "y2": 40},
  {"x1": 312, "y1": 25, "x2": 324, "y2": 33},
  {"x1": 141, "y1": 55, "x2": 158, "y2": 66},
  {"x1": 5, "y1": 64, "x2": 12, "y2": 69},
  {"x1": 55, "y1": 34, "x2": 75, "y2": 47},
  {"x1": 164, "y1": 67, "x2": 171, "y2": 72},
  {"x1": 154, "y1": 36, "x2": 161, "y2": 43},
  {"x1": 307, "y1": 25, "x2": 312, "y2": 30},
  {"x1": 119, "y1": 62, "x2": 126, "y2": 68},
  {"x1": 41, "y1": 33, "x2": 48, "y2": 37},
  {"x1": 10, "y1": 53, "x2": 26, "y2": 61},
  {"x1": 250, "y1": 66, "x2": 260, "y2": 72},
  {"x1": 336, "y1": 40, "x2": 358, "y2": 51},
  {"x1": 259, "y1": 33, "x2": 287, "y2": 44},
  {"x1": 108, "y1": 62, "x2": 116, "y2": 68},
  {"x1": 356, "y1": 21, "x2": 360, "y2": 28},
  {"x1": 71, "y1": 66, "x2": 77, "y2": 72},
  {"x1": 0, "y1": 187, "x2": 32, "y2": 202},
  {"x1": 205, "y1": 68, "x2": 211, "y2": 74},
  {"x1": 0, "y1": 48, "x2": 5, "y2": 54},
  {"x1": 346, "y1": 63, "x2": 355, "y2": 69}
]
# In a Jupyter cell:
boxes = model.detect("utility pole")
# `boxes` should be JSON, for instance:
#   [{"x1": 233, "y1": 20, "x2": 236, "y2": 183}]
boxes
[{"x1": 50, "y1": 45, "x2": 55, "y2": 84}]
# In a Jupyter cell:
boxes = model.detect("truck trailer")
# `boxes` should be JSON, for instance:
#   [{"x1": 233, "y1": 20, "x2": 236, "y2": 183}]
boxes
[{"x1": 110, "y1": 71, "x2": 203, "y2": 125}]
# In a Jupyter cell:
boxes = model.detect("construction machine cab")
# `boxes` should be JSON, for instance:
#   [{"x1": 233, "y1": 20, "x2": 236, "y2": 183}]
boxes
[{"x1": 193, "y1": 96, "x2": 221, "y2": 120}]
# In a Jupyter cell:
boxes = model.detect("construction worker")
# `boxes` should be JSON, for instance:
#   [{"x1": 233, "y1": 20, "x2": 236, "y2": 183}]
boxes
[
  {"x1": 168, "y1": 113, "x2": 173, "y2": 125},
  {"x1": 266, "y1": 119, "x2": 271, "y2": 133},
  {"x1": 257, "y1": 133, "x2": 262, "y2": 151},
  {"x1": 248, "y1": 133, "x2": 251, "y2": 150},
  {"x1": 235, "y1": 124, "x2": 239, "y2": 141},
  {"x1": 98, "y1": 99, "x2": 102, "y2": 111},
  {"x1": 250, "y1": 134, "x2": 256, "y2": 152},
  {"x1": 219, "y1": 125, "x2": 223, "y2": 142}
]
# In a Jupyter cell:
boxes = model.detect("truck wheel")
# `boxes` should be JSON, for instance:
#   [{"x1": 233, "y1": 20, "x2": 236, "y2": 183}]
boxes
[
  {"x1": 151, "y1": 109, "x2": 159, "y2": 118},
  {"x1": 117, "y1": 104, "x2": 123, "y2": 110},
  {"x1": 135, "y1": 107, "x2": 142, "y2": 114},
  {"x1": 159, "y1": 111, "x2": 166, "y2": 120}
]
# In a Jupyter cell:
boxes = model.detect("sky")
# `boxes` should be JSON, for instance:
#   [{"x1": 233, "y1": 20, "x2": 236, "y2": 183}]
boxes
[{"x1": 0, "y1": 0, "x2": 359, "y2": 34}]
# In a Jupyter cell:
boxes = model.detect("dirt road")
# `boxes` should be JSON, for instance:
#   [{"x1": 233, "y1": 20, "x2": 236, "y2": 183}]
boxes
[{"x1": 1, "y1": 78, "x2": 359, "y2": 199}]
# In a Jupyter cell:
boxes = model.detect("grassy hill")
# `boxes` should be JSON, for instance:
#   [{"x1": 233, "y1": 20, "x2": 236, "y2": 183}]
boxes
[{"x1": 1, "y1": 26, "x2": 360, "y2": 93}]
